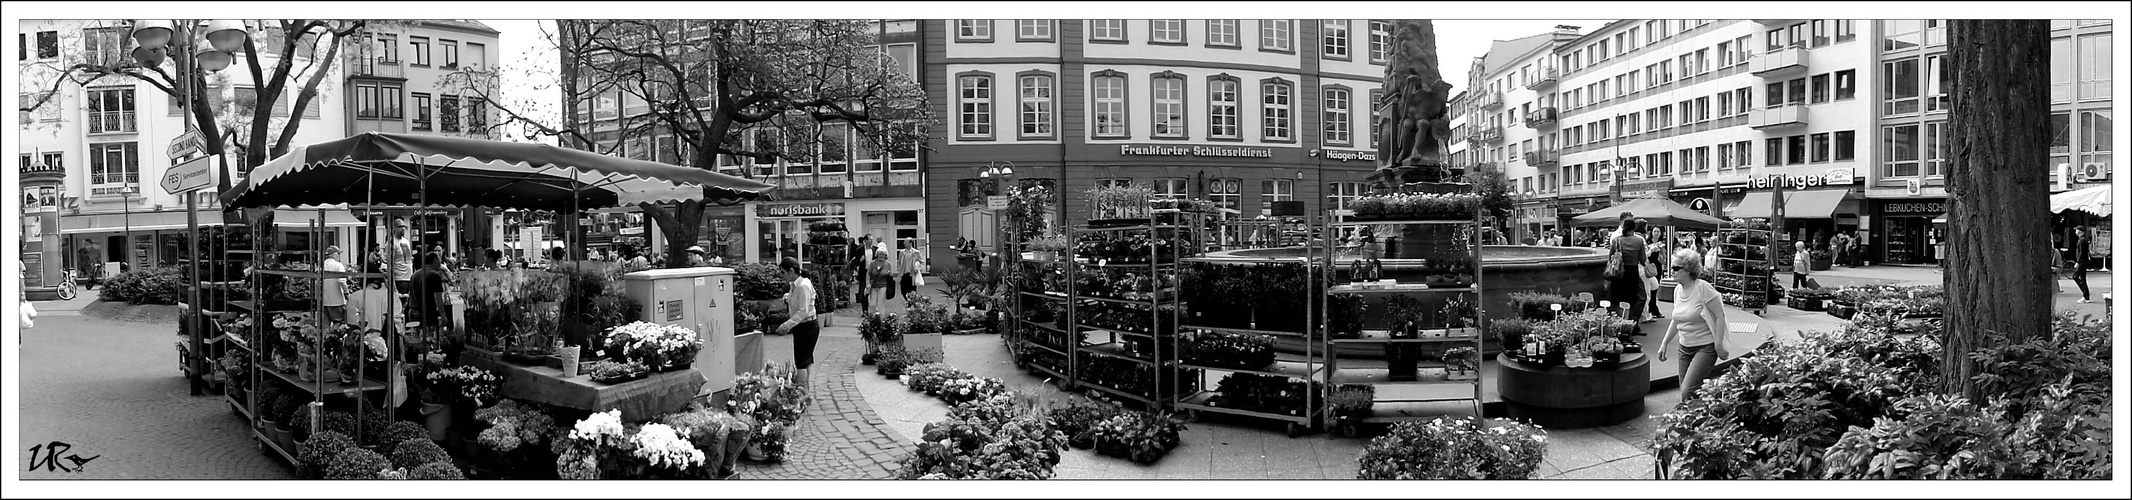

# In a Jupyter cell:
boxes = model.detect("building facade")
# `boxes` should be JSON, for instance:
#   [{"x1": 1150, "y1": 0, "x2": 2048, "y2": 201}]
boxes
[{"x1": 922, "y1": 19, "x2": 1398, "y2": 266}]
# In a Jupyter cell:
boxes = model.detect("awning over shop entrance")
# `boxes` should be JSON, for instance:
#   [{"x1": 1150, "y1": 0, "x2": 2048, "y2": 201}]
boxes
[
  {"x1": 1727, "y1": 189, "x2": 1853, "y2": 219},
  {"x1": 60, "y1": 211, "x2": 202, "y2": 234}
]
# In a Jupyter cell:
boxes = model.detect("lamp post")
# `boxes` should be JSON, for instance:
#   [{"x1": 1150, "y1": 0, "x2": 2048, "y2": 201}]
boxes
[
  {"x1": 131, "y1": 19, "x2": 249, "y2": 397},
  {"x1": 979, "y1": 162, "x2": 1015, "y2": 268}
]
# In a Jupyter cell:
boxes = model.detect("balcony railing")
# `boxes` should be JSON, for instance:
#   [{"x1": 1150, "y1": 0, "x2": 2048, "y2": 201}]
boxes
[
  {"x1": 1524, "y1": 149, "x2": 1560, "y2": 168},
  {"x1": 1526, "y1": 68, "x2": 1558, "y2": 90},
  {"x1": 346, "y1": 57, "x2": 406, "y2": 79},
  {"x1": 1524, "y1": 107, "x2": 1558, "y2": 128},
  {"x1": 87, "y1": 111, "x2": 137, "y2": 134},
  {"x1": 1748, "y1": 103, "x2": 1809, "y2": 129},
  {"x1": 1477, "y1": 91, "x2": 1504, "y2": 109},
  {"x1": 1476, "y1": 126, "x2": 1505, "y2": 143},
  {"x1": 1749, "y1": 45, "x2": 1808, "y2": 77}
]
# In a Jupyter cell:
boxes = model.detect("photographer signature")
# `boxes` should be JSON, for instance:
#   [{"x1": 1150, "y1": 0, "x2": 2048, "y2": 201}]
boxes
[{"x1": 27, "y1": 441, "x2": 99, "y2": 473}]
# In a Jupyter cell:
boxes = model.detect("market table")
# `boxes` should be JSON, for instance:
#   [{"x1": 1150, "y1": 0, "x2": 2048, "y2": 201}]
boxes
[{"x1": 462, "y1": 354, "x2": 707, "y2": 421}]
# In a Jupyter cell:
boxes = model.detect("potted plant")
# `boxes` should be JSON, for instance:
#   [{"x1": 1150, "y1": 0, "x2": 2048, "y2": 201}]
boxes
[
  {"x1": 1383, "y1": 296, "x2": 1425, "y2": 381},
  {"x1": 875, "y1": 344, "x2": 910, "y2": 378},
  {"x1": 584, "y1": 360, "x2": 650, "y2": 384},
  {"x1": 1443, "y1": 347, "x2": 1480, "y2": 380},
  {"x1": 898, "y1": 295, "x2": 946, "y2": 353},
  {"x1": 603, "y1": 321, "x2": 704, "y2": 372},
  {"x1": 1084, "y1": 184, "x2": 1153, "y2": 225},
  {"x1": 1327, "y1": 384, "x2": 1376, "y2": 435},
  {"x1": 858, "y1": 312, "x2": 900, "y2": 365},
  {"x1": 1026, "y1": 232, "x2": 1068, "y2": 262}
]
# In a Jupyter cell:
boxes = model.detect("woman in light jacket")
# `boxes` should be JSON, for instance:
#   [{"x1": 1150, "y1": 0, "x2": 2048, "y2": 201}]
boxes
[{"x1": 1658, "y1": 248, "x2": 1730, "y2": 403}]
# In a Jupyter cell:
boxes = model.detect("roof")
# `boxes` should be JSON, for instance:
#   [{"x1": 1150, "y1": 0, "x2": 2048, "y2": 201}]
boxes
[
  {"x1": 417, "y1": 20, "x2": 498, "y2": 34},
  {"x1": 1480, "y1": 32, "x2": 1556, "y2": 77}
]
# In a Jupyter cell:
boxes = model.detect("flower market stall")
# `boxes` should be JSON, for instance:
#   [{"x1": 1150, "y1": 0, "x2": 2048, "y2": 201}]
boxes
[{"x1": 215, "y1": 132, "x2": 776, "y2": 478}]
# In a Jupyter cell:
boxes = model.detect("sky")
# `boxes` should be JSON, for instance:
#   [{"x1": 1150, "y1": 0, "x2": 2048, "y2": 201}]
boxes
[{"x1": 478, "y1": 19, "x2": 1605, "y2": 144}]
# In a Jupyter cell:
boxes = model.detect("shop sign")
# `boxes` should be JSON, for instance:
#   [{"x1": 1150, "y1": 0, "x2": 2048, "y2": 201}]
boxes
[
  {"x1": 1882, "y1": 201, "x2": 1945, "y2": 215},
  {"x1": 1314, "y1": 148, "x2": 1377, "y2": 162},
  {"x1": 758, "y1": 202, "x2": 846, "y2": 218},
  {"x1": 1620, "y1": 179, "x2": 1674, "y2": 199},
  {"x1": 1747, "y1": 168, "x2": 1855, "y2": 191},
  {"x1": 1119, "y1": 144, "x2": 1274, "y2": 158},
  {"x1": 1687, "y1": 198, "x2": 1711, "y2": 211}
]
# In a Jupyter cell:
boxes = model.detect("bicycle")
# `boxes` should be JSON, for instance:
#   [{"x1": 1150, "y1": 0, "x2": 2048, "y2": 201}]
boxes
[{"x1": 55, "y1": 269, "x2": 79, "y2": 301}]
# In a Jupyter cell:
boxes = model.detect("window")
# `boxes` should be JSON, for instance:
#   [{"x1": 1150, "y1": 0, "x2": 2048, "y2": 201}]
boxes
[
  {"x1": 1207, "y1": 20, "x2": 1239, "y2": 47},
  {"x1": 90, "y1": 142, "x2": 139, "y2": 188},
  {"x1": 957, "y1": 20, "x2": 992, "y2": 41},
  {"x1": 1262, "y1": 79, "x2": 1293, "y2": 141},
  {"x1": 751, "y1": 127, "x2": 782, "y2": 176},
  {"x1": 1017, "y1": 20, "x2": 1053, "y2": 41},
  {"x1": 2078, "y1": 34, "x2": 2113, "y2": 100},
  {"x1": 1809, "y1": 73, "x2": 1831, "y2": 103},
  {"x1": 2052, "y1": 37, "x2": 2075, "y2": 103},
  {"x1": 1719, "y1": 143, "x2": 1734, "y2": 169},
  {"x1": 1018, "y1": 73, "x2": 1054, "y2": 139},
  {"x1": 1767, "y1": 29, "x2": 1785, "y2": 52},
  {"x1": 1787, "y1": 78, "x2": 1807, "y2": 105},
  {"x1": 85, "y1": 88, "x2": 136, "y2": 134},
  {"x1": 1678, "y1": 101, "x2": 1692, "y2": 126},
  {"x1": 885, "y1": 43, "x2": 917, "y2": 80},
  {"x1": 1261, "y1": 20, "x2": 1292, "y2": 52},
  {"x1": 1884, "y1": 124, "x2": 1919, "y2": 177},
  {"x1": 1151, "y1": 178, "x2": 1188, "y2": 200},
  {"x1": 1151, "y1": 74, "x2": 1186, "y2": 138},
  {"x1": 2079, "y1": 110, "x2": 2113, "y2": 169},
  {"x1": 1091, "y1": 20, "x2": 1126, "y2": 42},
  {"x1": 1718, "y1": 40, "x2": 1734, "y2": 68},
  {"x1": 818, "y1": 122, "x2": 850, "y2": 172},
  {"x1": 1208, "y1": 77, "x2": 1240, "y2": 139},
  {"x1": 1370, "y1": 89, "x2": 1383, "y2": 148},
  {"x1": 1696, "y1": 96, "x2": 1711, "y2": 122},
  {"x1": 1835, "y1": 130, "x2": 1856, "y2": 161},
  {"x1": 1324, "y1": 87, "x2": 1351, "y2": 146},
  {"x1": 1882, "y1": 20, "x2": 1923, "y2": 52},
  {"x1": 439, "y1": 95, "x2": 460, "y2": 132},
  {"x1": 1323, "y1": 20, "x2": 1350, "y2": 59},
  {"x1": 1766, "y1": 138, "x2": 1784, "y2": 168},
  {"x1": 1095, "y1": 178, "x2": 1135, "y2": 189},
  {"x1": 1811, "y1": 133, "x2": 1831, "y2": 162},
  {"x1": 83, "y1": 27, "x2": 124, "y2": 66},
  {"x1": 19, "y1": 91, "x2": 56, "y2": 122},
  {"x1": 1207, "y1": 178, "x2": 1242, "y2": 213},
  {"x1": 1151, "y1": 20, "x2": 1185, "y2": 44},
  {"x1": 1883, "y1": 58, "x2": 1920, "y2": 115},
  {"x1": 854, "y1": 121, "x2": 883, "y2": 168},
  {"x1": 357, "y1": 83, "x2": 379, "y2": 118},
  {"x1": 1835, "y1": 20, "x2": 1856, "y2": 43},
  {"x1": 413, "y1": 93, "x2": 432, "y2": 130},
  {"x1": 377, "y1": 33, "x2": 399, "y2": 63},
  {"x1": 958, "y1": 74, "x2": 994, "y2": 139},
  {"x1": 1924, "y1": 122, "x2": 1945, "y2": 177},
  {"x1": 1718, "y1": 91, "x2": 1732, "y2": 116},
  {"x1": 1261, "y1": 179, "x2": 1293, "y2": 216},
  {"x1": 1092, "y1": 73, "x2": 1128, "y2": 138},
  {"x1": 466, "y1": 97, "x2": 484, "y2": 131},
  {"x1": 466, "y1": 42, "x2": 485, "y2": 70},
  {"x1": 440, "y1": 39, "x2": 459, "y2": 68},
  {"x1": 1368, "y1": 21, "x2": 1392, "y2": 62},
  {"x1": 1326, "y1": 181, "x2": 1363, "y2": 210},
  {"x1": 1834, "y1": 70, "x2": 1856, "y2": 101},
  {"x1": 35, "y1": 31, "x2": 58, "y2": 59},
  {"x1": 410, "y1": 36, "x2": 430, "y2": 65},
  {"x1": 1694, "y1": 49, "x2": 1709, "y2": 75}
]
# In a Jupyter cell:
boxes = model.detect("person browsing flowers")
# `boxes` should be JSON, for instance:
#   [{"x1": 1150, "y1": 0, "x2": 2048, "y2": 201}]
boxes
[
  {"x1": 1657, "y1": 248, "x2": 1729, "y2": 404},
  {"x1": 774, "y1": 257, "x2": 818, "y2": 394}
]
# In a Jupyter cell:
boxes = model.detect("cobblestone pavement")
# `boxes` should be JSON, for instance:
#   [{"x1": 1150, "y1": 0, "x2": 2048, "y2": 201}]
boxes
[
  {"x1": 18, "y1": 312, "x2": 292, "y2": 479},
  {"x1": 734, "y1": 324, "x2": 909, "y2": 479}
]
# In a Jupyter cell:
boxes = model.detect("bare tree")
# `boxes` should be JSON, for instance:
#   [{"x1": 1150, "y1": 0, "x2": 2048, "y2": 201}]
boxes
[
  {"x1": 18, "y1": 20, "x2": 372, "y2": 192},
  {"x1": 1941, "y1": 20, "x2": 2052, "y2": 399},
  {"x1": 442, "y1": 19, "x2": 932, "y2": 267}
]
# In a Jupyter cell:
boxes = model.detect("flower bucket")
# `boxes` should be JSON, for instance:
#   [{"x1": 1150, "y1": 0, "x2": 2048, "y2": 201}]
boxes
[
  {"x1": 559, "y1": 347, "x2": 581, "y2": 378},
  {"x1": 420, "y1": 402, "x2": 452, "y2": 441}
]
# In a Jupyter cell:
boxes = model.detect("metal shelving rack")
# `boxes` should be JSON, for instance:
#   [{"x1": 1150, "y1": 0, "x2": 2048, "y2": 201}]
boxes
[
  {"x1": 1064, "y1": 209, "x2": 1200, "y2": 409},
  {"x1": 1318, "y1": 186, "x2": 1488, "y2": 431},
  {"x1": 1716, "y1": 223, "x2": 1773, "y2": 314},
  {"x1": 1172, "y1": 255, "x2": 1323, "y2": 437},
  {"x1": 233, "y1": 212, "x2": 397, "y2": 466}
]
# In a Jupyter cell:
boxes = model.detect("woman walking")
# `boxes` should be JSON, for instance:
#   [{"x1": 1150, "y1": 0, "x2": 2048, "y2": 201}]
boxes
[
  {"x1": 1658, "y1": 248, "x2": 1730, "y2": 403},
  {"x1": 1606, "y1": 214, "x2": 1648, "y2": 322},
  {"x1": 1643, "y1": 223, "x2": 1664, "y2": 323},
  {"x1": 2068, "y1": 226, "x2": 2093, "y2": 302},
  {"x1": 868, "y1": 243, "x2": 897, "y2": 315},
  {"x1": 774, "y1": 257, "x2": 819, "y2": 391},
  {"x1": 1791, "y1": 241, "x2": 1810, "y2": 289}
]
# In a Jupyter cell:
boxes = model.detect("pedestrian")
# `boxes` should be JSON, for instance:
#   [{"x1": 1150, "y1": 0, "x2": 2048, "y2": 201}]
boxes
[
  {"x1": 1697, "y1": 233, "x2": 1718, "y2": 280},
  {"x1": 1605, "y1": 213, "x2": 1648, "y2": 322},
  {"x1": 686, "y1": 246, "x2": 707, "y2": 267},
  {"x1": 1792, "y1": 241, "x2": 1810, "y2": 289},
  {"x1": 364, "y1": 244, "x2": 386, "y2": 276},
  {"x1": 1831, "y1": 232, "x2": 1849, "y2": 267},
  {"x1": 2051, "y1": 235, "x2": 2066, "y2": 294},
  {"x1": 622, "y1": 245, "x2": 650, "y2": 271},
  {"x1": 852, "y1": 235, "x2": 874, "y2": 315},
  {"x1": 348, "y1": 278, "x2": 397, "y2": 334},
  {"x1": 897, "y1": 239, "x2": 923, "y2": 298},
  {"x1": 1851, "y1": 231, "x2": 1866, "y2": 267},
  {"x1": 869, "y1": 243, "x2": 896, "y2": 314},
  {"x1": 1658, "y1": 247, "x2": 1730, "y2": 403},
  {"x1": 774, "y1": 257, "x2": 819, "y2": 393},
  {"x1": 393, "y1": 223, "x2": 415, "y2": 294},
  {"x1": 319, "y1": 245, "x2": 350, "y2": 324},
  {"x1": 1644, "y1": 223, "x2": 1664, "y2": 322},
  {"x1": 410, "y1": 252, "x2": 451, "y2": 333},
  {"x1": 2068, "y1": 226, "x2": 2092, "y2": 303}
]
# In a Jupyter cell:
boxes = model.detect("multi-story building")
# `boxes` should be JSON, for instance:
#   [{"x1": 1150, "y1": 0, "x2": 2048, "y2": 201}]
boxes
[
  {"x1": 1862, "y1": 19, "x2": 2114, "y2": 266},
  {"x1": 922, "y1": 19, "x2": 1398, "y2": 266},
  {"x1": 340, "y1": 20, "x2": 503, "y2": 257},
  {"x1": 557, "y1": 20, "x2": 925, "y2": 265},
  {"x1": 17, "y1": 20, "x2": 446, "y2": 285},
  {"x1": 1470, "y1": 20, "x2": 1879, "y2": 248}
]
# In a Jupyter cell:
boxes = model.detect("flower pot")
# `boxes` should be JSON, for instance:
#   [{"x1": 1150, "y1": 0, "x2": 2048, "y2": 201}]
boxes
[
  {"x1": 744, "y1": 443, "x2": 769, "y2": 461},
  {"x1": 420, "y1": 402, "x2": 453, "y2": 441}
]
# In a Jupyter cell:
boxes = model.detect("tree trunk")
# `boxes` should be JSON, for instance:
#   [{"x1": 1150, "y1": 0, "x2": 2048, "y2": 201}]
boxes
[
  {"x1": 1941, "y1": 20, "x2": 2052, "y2": 399},
  {"x1": 641, "y1": 199, "x2": 707, "y2": 269}
]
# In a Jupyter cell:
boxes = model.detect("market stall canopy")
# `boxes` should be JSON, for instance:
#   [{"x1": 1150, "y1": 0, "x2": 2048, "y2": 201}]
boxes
[
  {"x1": 2050, "y1": 184, "x2": 2111, "y2": 217},
  {"x1": 1567, "y1": 197, "x2": 1725, "y2": 230},
  {"x1": 1728, "y1": 189, "x2": 1853, "y2": 219},
  {"x1": 221, "y1": 132, "x2": 775, "y2": 211}
]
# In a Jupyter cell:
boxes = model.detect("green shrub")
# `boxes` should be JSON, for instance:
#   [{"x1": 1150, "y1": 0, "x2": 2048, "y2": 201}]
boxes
[
  {"x1": 1490, "y1": 318, "x2": 1534, "y2": 354},
  {"x1": 323, "y1": 447, "x2": 392, "y2": 480},
  {"x1": 1506, "y1": 291, "x2": 1570, "y2": 321},
  {"x1": 373, "y1": 421, "x2": 428, "y2": 450},
  {"x1": 408, "y1": 461, "x2": 467, "y2": 479},
  {"x1": 1357, "y1": 417, "x2": 1548, "y2": 479},
  {"x1": 391, "y1": 437, "x2": 454, "y2": 470},
  {"x1": 729, "y1": 262, "x2": 789, "y2": 301},
  {"x1": 320, "y1": 411, "x2": 359, "y2": 441},
  {"x1": 96, "y1": 266, "x2": 189, "y2": 304},
  {"x1": 296, "y1": 430, "x2": 357, "y2": 479}
]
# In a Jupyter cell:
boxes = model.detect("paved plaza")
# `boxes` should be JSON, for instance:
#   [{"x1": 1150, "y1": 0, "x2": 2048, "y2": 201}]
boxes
[{"x1": 17, "y1": 264, "x2": 2108, "y2": 480}]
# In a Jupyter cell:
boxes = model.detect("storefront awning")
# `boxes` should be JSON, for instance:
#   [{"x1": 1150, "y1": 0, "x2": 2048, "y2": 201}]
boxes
[
  {"x1": 59, "y1": 211, "x2": 214, "y2": 234},
  {"x1": 269, "y1": 208, "x2": 364, "y2": 229},
  {"x1": 1727, "y1": 189, "x2": 1853, "y2": 219}
]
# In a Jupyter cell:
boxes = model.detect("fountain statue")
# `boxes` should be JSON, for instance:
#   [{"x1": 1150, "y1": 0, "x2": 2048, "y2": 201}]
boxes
[{"x1": 1373, "y1": 20, "x2": 1457, "y2": 187}]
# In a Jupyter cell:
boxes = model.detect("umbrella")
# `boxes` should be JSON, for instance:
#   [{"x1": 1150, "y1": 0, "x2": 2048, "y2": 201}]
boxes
[
  {"x1": 1568, "y1": 198, "x2": 1726, "y2": 230},
  {"x1": 222, "y1": 132, "x2": 775, "y2": 211},
  {"x1": 2050, "y1": 185, "x2": 2111, "y2": 217}
]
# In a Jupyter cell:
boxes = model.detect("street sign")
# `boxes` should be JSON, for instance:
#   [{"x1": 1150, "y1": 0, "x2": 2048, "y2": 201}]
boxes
[
  {"x1": 986, "y1": 195, "x2": 1009, "y2": 210},
  {"x1": 161, "y1": 154, "x2": 216, "y2": 194},
  {"x1": 168, "y1": 129, "x2": 204, "y2": 160}
]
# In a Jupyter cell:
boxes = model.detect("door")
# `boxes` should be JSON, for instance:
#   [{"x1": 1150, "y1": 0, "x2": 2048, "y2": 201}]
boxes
[
  {"x1": 862, "y1": 212, "x2": 893, "y2": 250},
  {"x1": 758, "y1": 219, "x2": 803, "y2": 264}
]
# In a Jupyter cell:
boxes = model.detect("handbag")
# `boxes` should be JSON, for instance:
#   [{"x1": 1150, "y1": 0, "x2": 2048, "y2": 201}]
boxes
[{"x1": 1604, "y1": 248, "x2": 1626, "y2": 279}]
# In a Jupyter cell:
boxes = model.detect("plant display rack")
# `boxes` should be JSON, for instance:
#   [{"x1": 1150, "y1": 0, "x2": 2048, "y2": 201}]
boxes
[
  {"x1": 803, "y1": 221, "x2": 853, "y2": 310},
  {"x1": 1318, "y1": 182, "x2": 1487, "y2": 433},
  {"x1": 1172, "y1": 256, "x2": 1322, "y2": 437},
  {"x1": 229, "y1": 212, "x2": 400, "y2": 467},
  {"x1": 1716, "y1": 222, "x2": 1773, "y2": 314},
  {"x1": 1060, "y1": 208, "x2": 1204, "y2": 409}
]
